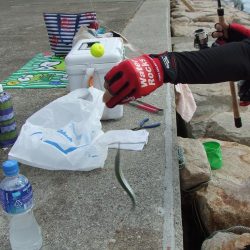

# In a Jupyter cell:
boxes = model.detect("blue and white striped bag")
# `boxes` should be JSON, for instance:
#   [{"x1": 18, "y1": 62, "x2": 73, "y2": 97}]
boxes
[{"x1": 43, "y1": 12, "x2": 97, "y2": 56}]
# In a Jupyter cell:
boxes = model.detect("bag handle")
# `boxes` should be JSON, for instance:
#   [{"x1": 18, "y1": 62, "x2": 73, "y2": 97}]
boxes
[{"x1": 57, "y1": 14, "x2": 81, "y2": 45}]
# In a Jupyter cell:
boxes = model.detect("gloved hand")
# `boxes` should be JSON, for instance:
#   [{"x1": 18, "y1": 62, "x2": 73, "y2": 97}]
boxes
[
  {"x1": 212, "y1": 22, "x2": 250, "y2": 44},
  {"x1": 211, "y1": 21, "x2": 231, "y2": 47},
  {"x1": 103, "y1": 53, "x2": 176, "y2": 108}
]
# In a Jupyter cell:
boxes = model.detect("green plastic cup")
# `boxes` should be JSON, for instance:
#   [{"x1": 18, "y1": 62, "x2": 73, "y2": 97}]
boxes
[{"x1": 203, "y1": 141, "x2": 223, "y2": 170}]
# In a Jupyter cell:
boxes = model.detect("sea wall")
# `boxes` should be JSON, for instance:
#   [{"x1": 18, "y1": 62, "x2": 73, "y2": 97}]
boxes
[{"x1": 171, "y1": 0, "x2": 250, "y2": 248}]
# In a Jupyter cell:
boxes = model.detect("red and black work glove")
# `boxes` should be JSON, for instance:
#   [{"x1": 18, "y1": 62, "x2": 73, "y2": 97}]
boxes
[
  {"x1": 212, "y1": 22, "x2": 250, "y2": 46},
  {"x1": 103, "y1": 53, "x2": 177, "y2": 108}
]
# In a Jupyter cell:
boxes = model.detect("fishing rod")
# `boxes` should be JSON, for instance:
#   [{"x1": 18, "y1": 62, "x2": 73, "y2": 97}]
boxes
[
  {"x1": 194, "y1": 1, "x2": 242, "y2": 128},
  {"x1": 217, "y1": 0, "x2": 242, "y2": 128}
]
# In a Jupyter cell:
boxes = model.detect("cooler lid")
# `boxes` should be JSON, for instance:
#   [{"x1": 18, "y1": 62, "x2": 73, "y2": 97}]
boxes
[{"x1": 65, "y1": 37, "x2": 124, "y2": 66}]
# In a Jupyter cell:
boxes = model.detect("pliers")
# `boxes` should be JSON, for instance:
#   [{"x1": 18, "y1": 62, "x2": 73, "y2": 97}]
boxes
[
  {"x1": 129, "y1": 100, "x2": 163, "y2": 114},
  {"x1": 132, "y1": 118, "x2": 161, "y2": 131}
]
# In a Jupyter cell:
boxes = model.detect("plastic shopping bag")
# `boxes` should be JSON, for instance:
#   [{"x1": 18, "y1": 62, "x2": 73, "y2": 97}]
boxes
[{"x1": 9, "y1": 88, "x2": 108, "y2": 171}]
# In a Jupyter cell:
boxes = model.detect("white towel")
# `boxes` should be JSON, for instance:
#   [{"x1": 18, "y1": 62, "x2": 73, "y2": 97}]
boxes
[{"x1": 175, "y1": 83, "x2": 197, "y2": 122}]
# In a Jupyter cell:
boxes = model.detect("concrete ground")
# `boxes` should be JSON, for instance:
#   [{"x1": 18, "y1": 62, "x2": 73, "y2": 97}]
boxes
[{"x1": 0, "y1": 0, "x2": 183, "y2": 249}]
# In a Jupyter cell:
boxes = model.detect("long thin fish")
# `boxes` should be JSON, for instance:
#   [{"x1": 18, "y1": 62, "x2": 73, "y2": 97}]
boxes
[{"x1": 115, "y1": 146, "x2": 136, "y2": 210}]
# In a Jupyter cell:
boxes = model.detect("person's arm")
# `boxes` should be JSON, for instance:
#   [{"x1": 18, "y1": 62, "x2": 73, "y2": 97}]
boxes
[
  {"x1": 103, "y1": 35, "x2": 250, "y2": 108},
  {"x1": 228, "y1": 23, "x2": 250, "y2": 41},
  {"x1": 172, "y1": 39, "x2": 250, "y2": 84}
]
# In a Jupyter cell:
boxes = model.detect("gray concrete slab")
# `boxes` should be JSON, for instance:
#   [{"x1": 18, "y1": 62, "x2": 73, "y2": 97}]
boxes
[
  {"x1": 123, "y1": 1, "x2": 183, "y2": 249},
  {"x1": 0, "y1": 0, "x2": 183, "y2": 249}
]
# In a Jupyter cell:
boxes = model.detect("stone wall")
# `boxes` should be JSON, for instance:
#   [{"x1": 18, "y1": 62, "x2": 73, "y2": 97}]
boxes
[{"x1": 171, "y1": 0, "x2": 250, "y2": 248}]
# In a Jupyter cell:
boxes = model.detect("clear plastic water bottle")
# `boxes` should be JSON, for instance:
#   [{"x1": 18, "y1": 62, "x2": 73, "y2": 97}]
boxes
[{"x1": 0, "y1": 160, "x2": 43, "y2": 250}]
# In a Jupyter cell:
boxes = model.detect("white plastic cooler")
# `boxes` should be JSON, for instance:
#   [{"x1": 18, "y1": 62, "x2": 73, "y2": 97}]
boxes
[{"x1": 65, "y1": 37, "x2": 124, "y2": 120}]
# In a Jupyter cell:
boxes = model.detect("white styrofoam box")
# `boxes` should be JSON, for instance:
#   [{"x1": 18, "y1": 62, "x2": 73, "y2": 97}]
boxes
[{"x1": 65, "y1": 37, "x2": 124, "y2": 120}]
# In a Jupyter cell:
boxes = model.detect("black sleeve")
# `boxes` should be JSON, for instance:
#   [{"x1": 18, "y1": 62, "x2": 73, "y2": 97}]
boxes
[{"x1": 170, "y1": 38, "x2": 250, "y2": 84}]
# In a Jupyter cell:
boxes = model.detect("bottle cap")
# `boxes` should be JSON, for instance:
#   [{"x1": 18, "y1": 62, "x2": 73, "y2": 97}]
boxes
[
  {"x1": 0, "y1": 84, "x2": 3, "y2": 93},
  {"x1": 2, "y1": 160, "x2": 19, "y2": 176}
]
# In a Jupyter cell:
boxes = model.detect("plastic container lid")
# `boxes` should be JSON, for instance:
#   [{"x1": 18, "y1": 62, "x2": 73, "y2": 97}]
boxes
[
  {"x1": 2, "y1": 160, "x2": 19, "y2": 176},
  {"x1": 65, "y1": 37, "x2": 124, "y2": 66}
]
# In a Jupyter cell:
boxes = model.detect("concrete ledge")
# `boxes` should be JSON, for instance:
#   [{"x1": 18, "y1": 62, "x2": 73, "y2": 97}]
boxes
[{"x1": 123, "y1": 0, "x2": 183, "y2": 248}]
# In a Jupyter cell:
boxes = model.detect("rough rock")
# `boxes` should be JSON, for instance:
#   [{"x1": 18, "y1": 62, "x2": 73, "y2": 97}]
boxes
[
  {"x1": 171, "y1": 0, "x2": 250, "y2": 247},
  {"x1": 177, "y1": 137, "x2": 211, "y2": 191},
  {"x1": 206, "y1": 112, "x2": 250, "y2": 146},
  {"x1": 201, "y1": 231, "x2": 250, "y2": 250},
  {"x1": 195, "y1": 139, "x2": 250, "y2": 234}
]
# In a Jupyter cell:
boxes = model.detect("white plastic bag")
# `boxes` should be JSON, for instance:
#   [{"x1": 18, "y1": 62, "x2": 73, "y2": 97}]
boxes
[{"x1": 9, "y1": 88, "x2": 108, "y2": 171}]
